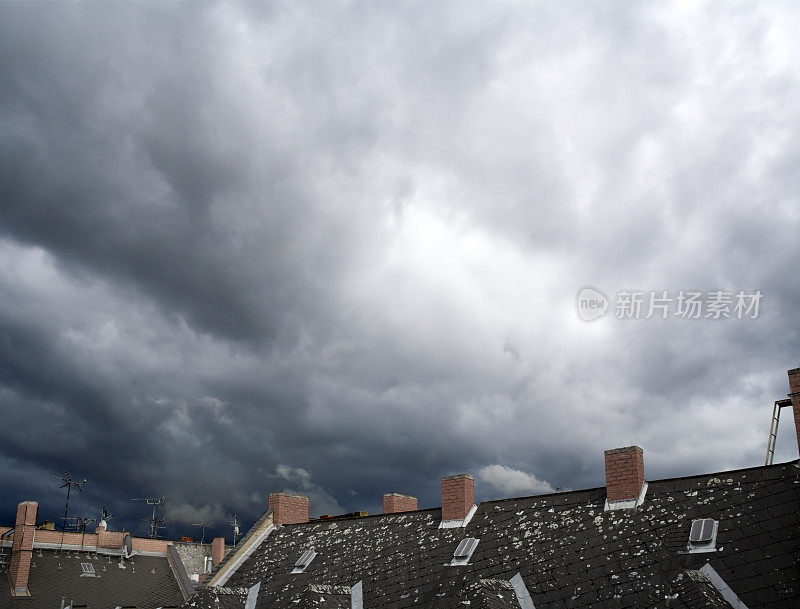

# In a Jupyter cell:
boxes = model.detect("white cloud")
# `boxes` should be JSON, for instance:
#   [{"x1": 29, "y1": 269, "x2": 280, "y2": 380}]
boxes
[{"x1": 477, "y1": 465, "x2": 556, "y2": 496}]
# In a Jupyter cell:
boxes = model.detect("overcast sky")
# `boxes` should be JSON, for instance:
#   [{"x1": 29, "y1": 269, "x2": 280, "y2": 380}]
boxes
[{"x1": 0, "y1": 1, "x2": 798, "y2": 541}]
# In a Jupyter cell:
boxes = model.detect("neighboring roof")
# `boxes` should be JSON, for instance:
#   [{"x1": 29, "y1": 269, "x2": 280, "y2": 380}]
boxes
[
  {"x1": 184, "y1": 460, "x2": 800, "y2": 609},
  {"x1": 0, "y1": 547, "x2": 185, "y2": 609}
]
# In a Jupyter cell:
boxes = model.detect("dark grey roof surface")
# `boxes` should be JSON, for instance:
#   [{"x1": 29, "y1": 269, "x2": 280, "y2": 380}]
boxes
[
  {"x1": 184, "y1": 460, "x2": 800, "y2": 609},
  {"x1": 0, "y1": 547, "x2": 185, "y2": 609}
]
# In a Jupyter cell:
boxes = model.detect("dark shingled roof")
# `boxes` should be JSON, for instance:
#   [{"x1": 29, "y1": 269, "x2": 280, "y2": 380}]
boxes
[
  {"x1": 0, "y1": 547, "x2": 185, "y2": 609},
  {"x1": 183, "y1": 460, "x2": 800, "y2": 609}
]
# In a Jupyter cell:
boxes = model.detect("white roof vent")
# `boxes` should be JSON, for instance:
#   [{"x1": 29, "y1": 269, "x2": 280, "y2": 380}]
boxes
[
  {"x1": 687, "y1": 519, "x2": 718, "y2": 553},
  {"x1": 449, "y1": 538, "x2": 479, "y2": 566},
  {"x1": 292, "y1": 548, "x2": 317, "y2": 573}
]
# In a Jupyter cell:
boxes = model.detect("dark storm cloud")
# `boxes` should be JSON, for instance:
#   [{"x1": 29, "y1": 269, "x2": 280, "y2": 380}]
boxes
[{"x1": 0, "y1": 1, "x2": 798, "y2": 538}]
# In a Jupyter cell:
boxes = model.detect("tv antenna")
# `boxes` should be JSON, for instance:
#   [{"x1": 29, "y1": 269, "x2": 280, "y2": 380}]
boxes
[
  {"x1": 193, "y1": 521, "x2": 210, "y2": 545},
  {"x1": 231, "y1": 514, "x2": 240, "y2": 546},
  {"x1": 52, "y1": 472, "x2": 86, "y2": 550},
  {"x1": 132, "y1": 496, "x2": 167, "y2": 539},
  {"x1": 53, "y1": 472, "x2": 87, "y2": 532},
  {"x1": 75, "y1": 516, "x2": 96, "y2": 533},
  {"x1": 100, "y1": 506, "x2": 114, "y2": 524},
  {"x1": 74, "y1": 516, "x2": 96, "y2": 550}
]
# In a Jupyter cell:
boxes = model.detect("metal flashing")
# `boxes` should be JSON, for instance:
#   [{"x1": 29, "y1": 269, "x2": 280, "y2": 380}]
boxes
[
  {"x1": 245, "y1": 581, "x2": 261, "y2": 609},
  {"x1": 699, "y1": 563, "x2": 749, "y2": 609},
  {"x1": 351, "y1": 580, "x2": 363, "y2": 609},
  {"x1": 604, "y1": 482, "x2": 648, "y2": 511},
  {"x1": 439, "y1": 504, "x2": 478, "y2": 529},
  {"x1": 509, "y1": 572, "x2": 535, "y2": 609}
]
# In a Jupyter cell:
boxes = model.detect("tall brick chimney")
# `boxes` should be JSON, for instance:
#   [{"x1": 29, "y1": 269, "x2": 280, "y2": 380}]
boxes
[
  {"x1": 441, "y1": 474, "x2": 474, "y2": 521},
  {"x1": 211, "y1": 536, "x2": 225, "y2": 567},
  {"x1": 604, "y1": 446, "x2": 645, "y2": 503},
  {"x1": 9, "y1": 501, "x2": 37, "y2": 596},
  {"x1": 268, "y1": 492, "x2": 309, "y2": 525},
  {"x1": 382, "y1": 493, "x2": 418, "y2": 514},
  {"x1": 789, "y1": 368, "x2": 800, "y2": 456}
]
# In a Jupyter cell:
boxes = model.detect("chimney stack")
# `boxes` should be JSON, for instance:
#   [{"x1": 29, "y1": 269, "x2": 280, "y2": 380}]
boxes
[
  {"x1": 9, "y1": 501, "x2": 37, "y2": 596},
  {"x1": 441, "y1": 474, "x2": 474, "y2": 522},
  {"x1": 382, "y1": 493, "x2": 418, "y2": 514},
  {"x1": 789, "y1": 368, "x2": 800, "y2": 456},
  {"x1": 268, "y1": 493, "x2": 309, "y2": 525},
  {"x1": 604, "y1": 446, "x2": 645, "y2": 504},
  {"x1": 211, "y1": 536, "x2": 225, "y2": 567}
]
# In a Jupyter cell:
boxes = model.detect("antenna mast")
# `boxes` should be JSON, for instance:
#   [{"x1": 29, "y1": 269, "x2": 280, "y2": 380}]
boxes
[
  {"x1": 131, "y1": 496, "x2": 167, "y2": 539},
  {"x1": 231, "y1": 514, "x2": 240, "y2": 546},
  {"x1": 193, "y1": 521, "x2": 210, "y2": 545},
  {"x1": 52, "y1": 472, "x2": 86, "y2": 550}
]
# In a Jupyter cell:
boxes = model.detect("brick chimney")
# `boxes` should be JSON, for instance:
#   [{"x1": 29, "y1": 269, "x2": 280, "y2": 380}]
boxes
[
  {"x1": 604, "y1": 446, "x2": 645, "y2": 503},
  {"x1": 268, "y1": 492, "x2": 309, "y2": 525},
  {"x1": 211, "y1": 536, "x2": 225, "y2": 566},
  {"x1": 382, "y1": 493, "x2": 418, "y2": 514},
  {"x1": 789, "y1": 368, "x2": 800, "y2": 456},
  {"x1": 9, "y1": 501, "x2": 37, "y2": 596},
  {"x1": 441, "y1": 474, "x2": 474, "y2": 521}
]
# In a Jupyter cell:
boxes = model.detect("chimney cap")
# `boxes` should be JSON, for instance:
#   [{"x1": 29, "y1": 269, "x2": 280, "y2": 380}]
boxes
[
  {"x1": 604, "y1": 445, "x2": 643, "y2": 456},
  {"x1": 442, "y1": 473, "x2": 474, "y2": 481},
  {"x1": 268, "y1": 492, "x2": 307, "y2": 499}
]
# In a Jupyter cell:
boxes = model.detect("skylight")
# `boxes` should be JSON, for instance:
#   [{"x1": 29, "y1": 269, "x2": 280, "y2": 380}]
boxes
[
  {"x1": 687, "y1": 519, "x2": 718, "y2": 553},
  {"x1": 292, "y1": 548, "x2": 317, "y2": 573},
  {"x1": 81, "y1": 562, "x2": 95, "y2": 576},
  {"x1": 449, "y1": 538, "x2": 479, "y2": 566}
]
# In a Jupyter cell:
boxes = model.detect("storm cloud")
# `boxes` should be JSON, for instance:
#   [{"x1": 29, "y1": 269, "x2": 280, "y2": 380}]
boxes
[{"x1": 0, "y1": 2, "x2": 798, "y2": 539}]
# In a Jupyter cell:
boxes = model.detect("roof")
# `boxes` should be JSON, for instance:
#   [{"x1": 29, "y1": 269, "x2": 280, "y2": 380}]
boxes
[
  {"x1": 0, "y1": 547, "x2": 185, "y2": 609},
  {"x1": 184, "y1": 460, "x2": 800, "y2": 609}
]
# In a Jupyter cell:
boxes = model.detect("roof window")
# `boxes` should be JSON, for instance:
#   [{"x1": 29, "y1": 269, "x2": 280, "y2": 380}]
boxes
[
  {"x1": 292, "y1": 548, "x2": 317, "y2": 573},
  {"x1": 449, "y1": 537, "x2": 479, "y2": 566},
  {"x1": 687, "y1": 519, "x2": 718, "y2": 553}
]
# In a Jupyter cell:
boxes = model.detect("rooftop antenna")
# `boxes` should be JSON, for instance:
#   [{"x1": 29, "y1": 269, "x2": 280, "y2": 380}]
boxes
[
  {"x1": 131, "y1": 496, "x2": 167, "y2": 539},
  {"x1": 193, "y1": 521, "x2": 210, "y2": 545},
  {"x1": 74, "y1": 516, "x2": 96, "y2": 550},
  {"x1": 231, "y1": 514, "x2": 240, "y2": 546},
  {"x1": 52, "y1": 472, "x2": 86, "y2": 550},
  {"x1": 100, "y1": 506, "x2": 114, "y2": 526}
]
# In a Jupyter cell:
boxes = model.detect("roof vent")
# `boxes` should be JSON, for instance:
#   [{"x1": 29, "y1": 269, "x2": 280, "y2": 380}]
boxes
[
  {"x1": 292, "y1": 548, "x2": 317, "y2": 573},
  {"x1": 449, "y1": 537, "x2": 479, "y2": 566},
  {"x1": 687, "y1": 518, "x2": 718, "y2": 553}
]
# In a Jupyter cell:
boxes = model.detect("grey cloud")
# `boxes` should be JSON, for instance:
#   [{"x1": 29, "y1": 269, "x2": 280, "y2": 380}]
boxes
[{"x1": 0, "y1": 2, "x2": 798, "y2": 539}]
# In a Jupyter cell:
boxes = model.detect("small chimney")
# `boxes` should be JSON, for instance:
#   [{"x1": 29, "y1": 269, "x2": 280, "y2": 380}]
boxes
[
  {"x1": 268, "y1": 492, "x2": 310, "y2": 525},
  {"x1": 604, "y1": 446, "x2": 645, "y2": 503},
  {"x1": 10, "y1": 501, "x2": 38, "y2": 596},
  {"x1": 211, "y1": 536, "x2": 225, "y2": 567},
  {"x1": 382, "y1": 493, "x2": 418, "y2": 514},
  {"x1": 789, "y1": 368, "x2": 800, "y2": 456},
  {"x1": 441, "y1": 474, "x2": 474, "y2": 522},
  {"x1": 95, "y1": 520, "x2": 107, "y2": 533}
]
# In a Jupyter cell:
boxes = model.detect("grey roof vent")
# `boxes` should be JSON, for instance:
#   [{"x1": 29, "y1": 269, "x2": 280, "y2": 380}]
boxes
[
  {"x1": 292, "y1": 548, "x2": 317, "y2": 573},
  {"x1": 449, "y1": 537, "x2": 479, "y2": 566},
  {"x1": 687, "y1": 519, "x2": 718, "y2": 553}
]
